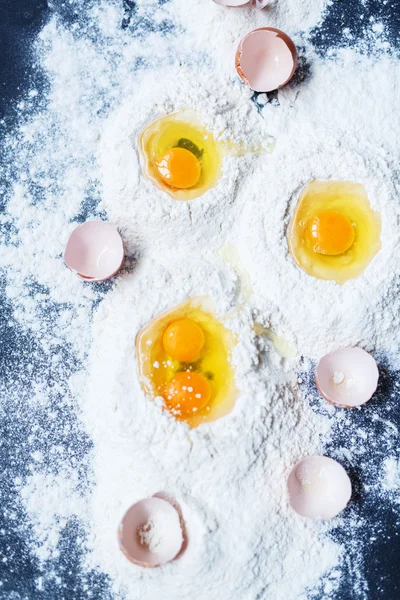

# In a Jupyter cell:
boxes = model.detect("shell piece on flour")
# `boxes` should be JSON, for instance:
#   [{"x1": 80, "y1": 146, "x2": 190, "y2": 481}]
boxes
[
  {"x1": 118, "y1": 497, "x2": 184, "y2": 568},
  {"x1": 288, "y1": 455, "x2": 352, "y2": 520},
  {"x1": 64, "y1": 221, "x2": 124, "y2": 282},
  {"x1": 235, "y1": 28, "x2": 297, "y2": 92},
  {"x1": 316, "y1": 347, "x2": 379, "y2": 408}
]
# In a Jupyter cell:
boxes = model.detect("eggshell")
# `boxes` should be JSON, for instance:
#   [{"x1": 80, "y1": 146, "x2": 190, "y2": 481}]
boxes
[
  {"x1": 235, "y1": 28, "x2": 297, "y2": 92},
  {"x1": 213, "y1": 0, "x2": 269, "y2": 7},
  {"x1": 64, "y1": 221, "x2": 124, "y2": 282},
  {"x1": 213, "y1": 0, "x2": 250, "y2": 6},
  {"x1": 288, "y1": 456, "x2": 352, "y2": 520},
  {"x1": 118, "y1": 497, "x2": 183, "y2": 568},
  {"x1": 316, "y1": 347, "x2": 379, "y2": 408}
]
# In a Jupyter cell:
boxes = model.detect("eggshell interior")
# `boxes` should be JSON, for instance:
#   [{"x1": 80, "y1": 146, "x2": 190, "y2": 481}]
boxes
[
  {"x1": 235, "y1": 28, "x2": 297, "y2": 92},
  {"x1": 64, "y1": 221, "x2": 124, "y2": 282},
  {"x1": 118, "y1": 497, "x2": 183, "y2": 568},
  {"x1": 316, "y1": 347, "x2": 379, "y2": 408},
  {"x1": 288, "y1": 455, "x2": 352, "y2": 520}
]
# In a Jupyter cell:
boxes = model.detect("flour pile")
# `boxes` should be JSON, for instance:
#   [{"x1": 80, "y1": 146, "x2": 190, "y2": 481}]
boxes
[{"x1": 0, "y1": 0, "x2": 399, "y2": 599}]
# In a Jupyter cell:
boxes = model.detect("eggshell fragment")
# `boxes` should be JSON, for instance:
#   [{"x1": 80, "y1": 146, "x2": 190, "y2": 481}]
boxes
[
  {"x1": 288, "y1": 456, "x2": 352, "y2": 520},
  {"x1": 64, "y1": 221, "x2": 124, "y2": 282},
  {"x1": 235, "y1": 28, "x2": 297, "y2": 92},
  {"x1": 213, "y1": 0, "x2": 250, "y2": 6},
  {"x1": 316, "y1": 347, "x2": 379, "y2": 408},
  {"x1": 213, "y1": 0, "x2": 270, "y2": 7},
  {"x1": 118, "y1": 497, "x2": 183, "y2": 568}
]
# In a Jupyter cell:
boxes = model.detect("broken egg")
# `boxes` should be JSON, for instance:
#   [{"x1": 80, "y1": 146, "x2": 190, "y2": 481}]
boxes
[
  {"x1": 136, "y1": 296, "x2": 238, "y2": 428},
  {"x1": 235, "y1": 28, "x2": 297, "y2": 92},
  {"x1": 118, "y1": 497, "x2": 183, "y2": 568},
  {"x1": 316, "y1": 347, "x2": 379, "y2": 408},
  {"x1": 64, "y1": 221, "x2": 124, "y2": 282},
  {"x1": 139, "y1": 110, "x2": 223, "y2": 201},
  {"x1": 213, "y1": 0, "x2": 270, "y2": 8},
  {"x1": 288, "y1": 455, "x2": 352, "y2": 520},
  {"x1": 288, "y1": 180, "x2": 381, "y2": 283}
]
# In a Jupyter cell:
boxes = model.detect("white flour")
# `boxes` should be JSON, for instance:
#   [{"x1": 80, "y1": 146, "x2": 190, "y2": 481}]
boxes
[{"x1": 0, "y1": 0, "x2": 399, "y2": 599}]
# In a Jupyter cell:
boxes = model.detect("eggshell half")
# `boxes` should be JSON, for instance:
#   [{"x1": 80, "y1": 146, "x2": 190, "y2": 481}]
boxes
[
  {"x1": 235, "y1": 28, "x2": 297, "y2": 92},
  {"x1": 213, "y1": 0, "x2": 250, "y2": 6},
  {"x1": 118, "y1": 497, "x2": 183, "y2": 568},
  {"x1": 316, "y1": 347, "x2": 379, "y2": 408},
  {"x1": 288, "y1": 456, "x2": 352, "y2": 520},
  {"x1": 64, "y1": 221, "x2": 124, "y2": 282}
]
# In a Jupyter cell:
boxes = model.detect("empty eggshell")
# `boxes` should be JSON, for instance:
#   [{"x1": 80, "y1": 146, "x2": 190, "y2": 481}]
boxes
[
  {"x1": 235, "y1": 28, "x2": 297, "y2": 92},
  {"x1": 288, "y1": 455, "x2": 352, "y2": 520},
  {"x1": 213, "y1": 0, "x2": 250, "y2": 6},
  {"x1": 316, "y1": 347, "x2": 379, "y2": 408},
  {"x1": 64, "y1": 221, "x2": 124, "y2": 282},
  {"x1": 118, "y1": 497, "x2": 183, "y2": 568}
]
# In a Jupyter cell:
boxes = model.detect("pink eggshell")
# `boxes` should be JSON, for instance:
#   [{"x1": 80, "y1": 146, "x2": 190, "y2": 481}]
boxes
[
  {"x1": 64, "y1": 221, "x2": 124, "y2": 282},
  {"x1": 118, "y1": 497, "x2": 183, "y2": 568},
  {"x1": 316, "y1": 347, "x2": 379, "y2": 408},
  {"x1": 235, "y1": 28, "x2": 297, "y2": 92},
  {"x1": 288, "y1": 456, "x2": 352, "y2": 520}
]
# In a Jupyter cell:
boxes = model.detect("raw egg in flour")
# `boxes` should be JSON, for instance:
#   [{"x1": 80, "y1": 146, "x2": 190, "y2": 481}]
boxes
[
  {"x1": 288, "y1": 180, "x2": 381, "y2": 283},
  {"x1": 136, "y1": 297, "x2": 238, "y2": 427},
  {"x1": 139, "y1": 110, "x2": 223, "y2": 201}
]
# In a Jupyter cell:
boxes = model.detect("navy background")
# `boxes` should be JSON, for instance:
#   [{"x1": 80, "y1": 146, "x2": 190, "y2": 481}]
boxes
[{"x1": 0, "y1": 1, "x2": 399, "y2": 598}]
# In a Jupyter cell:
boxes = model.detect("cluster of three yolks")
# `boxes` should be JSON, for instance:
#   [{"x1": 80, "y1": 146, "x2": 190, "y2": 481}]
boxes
[{"x1": 162, "y1": 318, "x2": 211, "y2": 416}]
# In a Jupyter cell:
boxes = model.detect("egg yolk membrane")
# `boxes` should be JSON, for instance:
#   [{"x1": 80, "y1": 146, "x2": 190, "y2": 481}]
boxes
[
  {"x1": 136, "y1": 297, "x2": 238, "y2": 428},
  {"x1": 139, "y1": 110, "x2": 223, "y2": 201},
  {"x1": 288, "y1": 180, "x2": 381, "y2": 284}
]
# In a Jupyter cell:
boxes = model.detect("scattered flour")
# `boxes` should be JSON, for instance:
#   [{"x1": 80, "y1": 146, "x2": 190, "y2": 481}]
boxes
[{"x1": 0, "y1": 0, "x2": 398, "y2": 599}]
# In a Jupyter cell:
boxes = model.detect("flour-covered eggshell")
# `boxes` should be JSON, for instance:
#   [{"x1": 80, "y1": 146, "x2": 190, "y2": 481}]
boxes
[
  {"x1": 213, "y1": 0, "x2": 250, "y2": 6},
  {"x1": 235, "y1": 28, "x2": 297, "y2": 92},
  {"x1": 118, "y1": 497, "x2": 183, "y2": 568},
  {"x1": 288, "y1": 456, "x2": 352, "y2": 520},
  {"x1": 316, "y1": 347, "x2": 379, "y2": 408},
  {"x1": 64, "y1": 221, "x2": 124, "y2": 282}
]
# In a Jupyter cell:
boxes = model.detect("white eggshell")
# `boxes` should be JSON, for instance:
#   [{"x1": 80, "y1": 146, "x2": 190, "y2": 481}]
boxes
[
  {"x1": 213, "y1": 0, "x2": 250, "y2": 6},
  {"x1": 316, "y1": 347, "x2": 379, "y2": 408},
  {"x1": 235, "y1": 28, "x2": 297, "y2": 92},
  {"x1": 252, "y1": 0, "x2": 270, "y2": 8},
  {"x1": 288, "y1": 456, "x2": 352, "y2": 520},
  {"x1": 64, "y1": 221, "x2": 124, "y2": 282},
  {"x1": 118, "y1": 497, "x2": 183, "y2": 568}
]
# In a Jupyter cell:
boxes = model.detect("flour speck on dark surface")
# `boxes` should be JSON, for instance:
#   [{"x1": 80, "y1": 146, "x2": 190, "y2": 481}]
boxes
[{"x1": 0, "y1": 1, "x2": 399, "y2": 599}]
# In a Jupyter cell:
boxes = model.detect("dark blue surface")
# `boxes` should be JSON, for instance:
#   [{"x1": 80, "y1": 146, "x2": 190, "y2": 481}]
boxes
[{"x1": 0, "y1": 1, "x2": 399, "y2": 598}]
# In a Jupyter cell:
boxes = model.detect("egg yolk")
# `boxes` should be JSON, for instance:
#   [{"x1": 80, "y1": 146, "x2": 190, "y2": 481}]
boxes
[
  {"x1": 155, "y1": 147, "x2": 201, "y2": 189},
  {"x1": 162, "y1": 318, "x2": 205, "y2": 362},
  {"x1": 309, "y1": 210, "x2": 355, "y2": 256},
  {"x1": 164, "y1": 371, "x2": 212, "y2": 415}
]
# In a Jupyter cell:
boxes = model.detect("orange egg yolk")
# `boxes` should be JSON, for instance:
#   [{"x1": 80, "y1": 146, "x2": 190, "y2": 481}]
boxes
[
  {"x1": 309, "y1": 210, "x2": 355, "y2": 256},
  {"x1": 155, "y1": 147, "x2": 201, "y2": 189},
  {"x1": 162, "y1": 318, "x2": 205, "y2": 362},
  {"x1": 164, "y1": 371, "x2": 212, "y2": 415}
]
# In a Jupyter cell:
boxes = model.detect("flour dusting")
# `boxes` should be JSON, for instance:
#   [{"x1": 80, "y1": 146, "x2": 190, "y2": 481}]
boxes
[{"x1": 0, "y1": 0, "x2": 399, "y2": 599}]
